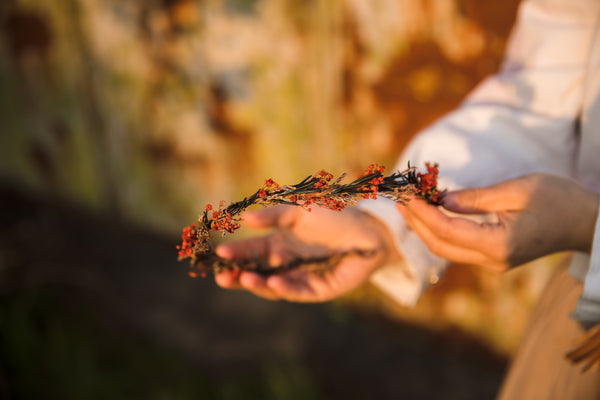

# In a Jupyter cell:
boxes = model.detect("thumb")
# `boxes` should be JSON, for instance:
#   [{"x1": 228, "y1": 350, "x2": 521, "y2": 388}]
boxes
[
  {"x1": 442, "y1": 180, "x2": 530, "y2": 214},
  {"x1": 242, "y1": 205, "x2": 302, "y2": 229}
]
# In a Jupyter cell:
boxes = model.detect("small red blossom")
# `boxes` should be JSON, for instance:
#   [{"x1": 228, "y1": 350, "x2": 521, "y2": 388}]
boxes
[
  {"x1": 416, "y1": 162, "x2": 443, "y2": 204},
  {"x1": 177, "y1": 223, "x2": 198, "y2": 259},
  {"x1": 205, "y1": 204, "x2": 213, "y2": 211},
  {"x1": 369, "y1": 177, "x2": 384, "y2": 185},
  {"x1": 211, "y1": 211, "x2": 242, "y2": 235},
  {"x1": 313, "y1": 169, "x2": 334, "y2": 189},
  {"x1": 359, "y1": 163, "x2": 386, "y2": 178},
  {"x1": 429, "y1": 191, "x2": 442, "y2": 205},
  {"x1": 265, "y1": 178, "x2": 279, "y2": 188},
  {"x1": 320, "y1": 197, "x2": 345, "y2": 211},
  {"x1": 258, "y1": 188, "x2": 267, "y2": 197},
  {"x1": 298, "y1": 194, "x2": 315, "y2": 207},
  {"x1": 427, "y1": 164, "x2": 439, "y2": 175},
  {"x1": 318, "y1": 170, "x2": 334, "y2": 181},
  {"x1": 357, "y1": 164, "x2": 386, "y2": 199}
]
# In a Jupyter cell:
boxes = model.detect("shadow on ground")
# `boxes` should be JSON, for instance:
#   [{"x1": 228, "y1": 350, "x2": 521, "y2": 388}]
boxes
[{"x1": 0, "y1": 182, "x2": 507, "y2": 399}]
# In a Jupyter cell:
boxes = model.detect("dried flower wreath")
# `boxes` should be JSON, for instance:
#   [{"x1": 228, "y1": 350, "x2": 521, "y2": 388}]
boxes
[{"x1": 177, "y1": 162, "x2": 442, "y2": 278}]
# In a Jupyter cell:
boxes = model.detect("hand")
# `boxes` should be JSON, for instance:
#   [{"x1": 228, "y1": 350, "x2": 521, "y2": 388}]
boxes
[
  {"x1": 214, "y1": 205, "x2": 399, "y2": 302},
  {"x1": 397, "y1": 174, "x2": 599, "y2": 271}
]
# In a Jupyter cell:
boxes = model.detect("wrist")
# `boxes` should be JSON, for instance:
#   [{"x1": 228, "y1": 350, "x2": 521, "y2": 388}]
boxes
[{"x1": 356, "y1": 209, "x2": 403, "y2": 268}]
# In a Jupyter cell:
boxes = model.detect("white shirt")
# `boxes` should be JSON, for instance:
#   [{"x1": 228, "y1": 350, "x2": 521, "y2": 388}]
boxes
[{"x1": 359, "y1": 0, "x2": 600, "y2": 323}]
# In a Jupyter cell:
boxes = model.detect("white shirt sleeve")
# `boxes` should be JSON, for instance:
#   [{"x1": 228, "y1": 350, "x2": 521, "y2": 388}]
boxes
[{"x1": 359, "y1": 0, "x2": 599, "y2": 307}]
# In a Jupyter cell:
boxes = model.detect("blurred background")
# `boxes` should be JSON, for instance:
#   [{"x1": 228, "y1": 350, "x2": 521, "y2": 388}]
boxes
[{"x1": 0, "y1": 0, "x2": 564, "y2": 398}]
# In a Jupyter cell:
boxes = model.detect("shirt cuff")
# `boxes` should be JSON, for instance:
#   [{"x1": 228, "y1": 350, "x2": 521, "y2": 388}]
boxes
[{"x1": 357, "y1": 198, "x2": 449, "y2": 306}]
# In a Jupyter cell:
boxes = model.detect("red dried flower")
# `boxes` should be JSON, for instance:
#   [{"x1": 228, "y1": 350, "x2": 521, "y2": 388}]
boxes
[
  {"x1": 265, "y1": 178, "x2": 279, "y2": 188},
  {"x1": 416, "y1": 162, "x2": 443, "y2": 204},
  {"x1": 177, "y1": 223, "x2": 198, "y2": 260},
  {"x1": 318, "y1": 170, "x2": 333, "y2": 181},
  {"x1": 359, "y1": 163, "x2": 385, "y2": 177}
]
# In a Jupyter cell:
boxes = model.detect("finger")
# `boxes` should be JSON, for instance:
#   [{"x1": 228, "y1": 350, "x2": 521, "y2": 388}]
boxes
[
  {"x1": 216, "y1": 233, "x2": 300, "y2": 268},
  {"x1": 216, "y1": 236, "x2": 269, "y2": 260},
  {"x1": 442, "y1": 179, "x2": 531, "y2": 214},
  {"x1": 266, "y1": 272, "x2": 319, "y2": 302},
  {"x1": 216, "y1": 269, "x2": 281, "y2": 300},
  {"x1": 398, "y1": 200, "x2": 509, "y2": 267},
  {"x1": 239, "y1": 271, "x2": 281, "y2": 300},
  {"x1": 214, "y1": 270, "x2": 242, "y2": 289},
  {"x1": 266, "y1": 255, "x2": 376, "y2": 303},
  {"x1": 267, "y1": 268, "x2": 344, "y2": 303},
  {"x1": 242, "y1": 205, "x2": 302, "y2": 229},
  {"x1": 402, "y1": 208, "x2": 507, "y2": 271},
  {"x1": 399, "y1": 198, "x2": 505, "y2": 251}
]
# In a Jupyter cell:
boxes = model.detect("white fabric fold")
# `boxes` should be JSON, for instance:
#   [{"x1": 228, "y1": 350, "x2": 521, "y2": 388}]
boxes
[{"x1": 357, "y1": 198, "x2": 448, "y2": 306}]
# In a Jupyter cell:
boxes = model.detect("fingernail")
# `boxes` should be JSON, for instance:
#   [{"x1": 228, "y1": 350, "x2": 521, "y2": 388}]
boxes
[{"x1": 440, "y1": 192, "x2": 456, "y2": 207}]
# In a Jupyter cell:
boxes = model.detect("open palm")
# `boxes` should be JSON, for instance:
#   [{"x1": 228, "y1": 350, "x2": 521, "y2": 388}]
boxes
[{"x1": 214, "y1": 205, "x2": 396, "y2": 302}]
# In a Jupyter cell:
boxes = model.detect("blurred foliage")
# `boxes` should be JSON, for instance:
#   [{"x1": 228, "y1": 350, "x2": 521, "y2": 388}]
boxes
[{"x1": 0, "y1": 0, "x2": 541, "y2": 381}]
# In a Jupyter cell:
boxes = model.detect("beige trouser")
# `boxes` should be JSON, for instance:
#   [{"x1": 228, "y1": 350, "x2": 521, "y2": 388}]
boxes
[{"x1": 498, "y1": 263, "x2": 600, "y2": 400}]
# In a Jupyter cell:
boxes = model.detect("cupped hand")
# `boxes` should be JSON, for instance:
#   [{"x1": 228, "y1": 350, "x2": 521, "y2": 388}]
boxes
[
  {"x1": 214, "y1": 205, "x2": 398, "y2": 302},
  {"x1": 397, "y1": 174, "x2": 599, "y2": 271}
]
